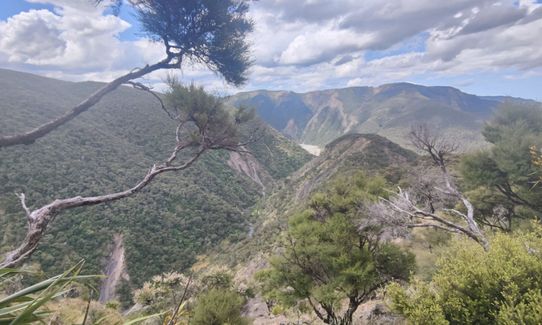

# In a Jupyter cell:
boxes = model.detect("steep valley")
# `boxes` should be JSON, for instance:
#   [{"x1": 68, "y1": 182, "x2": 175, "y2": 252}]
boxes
[
  {"x1": 0, "y1": 69, "x2": 311, "y2": 293},
  {"x1": 2, "y1": 1, "x2": 542, "y2": 323},
  {"x1": 204, "y1": 133, "x2": 420, "y2": 324},
  {"x1": 207, "y1": 133, "x2": 418, "y2": 268},
  {"x1": 1, "y1": 68, "x2": 539, "y2": 321}
]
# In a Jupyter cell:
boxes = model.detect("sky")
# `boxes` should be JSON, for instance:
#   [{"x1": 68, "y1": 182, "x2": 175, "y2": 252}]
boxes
[{"x1": 0, "y1": 0, "x2": 542, "y2": 100}]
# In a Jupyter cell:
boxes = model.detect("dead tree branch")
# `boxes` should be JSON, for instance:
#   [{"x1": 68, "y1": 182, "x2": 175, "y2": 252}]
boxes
[
  {"x1": 167, "y1": 274, "x2": 193, "y2": 325},
  {"x1": 125, "y1": 81, "x2": 179, "y2": 120},
  {"x1": 374, "y1": 124, "x2": 489, "y2": 250},
  {"x1": 16, "y1": 193, "x2": 31, "y2": 218}
]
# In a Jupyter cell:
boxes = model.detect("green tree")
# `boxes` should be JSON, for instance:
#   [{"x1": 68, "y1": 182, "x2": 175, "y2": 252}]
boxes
[
  {"x1": 257, "y1": 174, "x2": 415, "y2": 325},
  {"x1": 461, "y1": 104, "x2": 542, "y2": 226},
  {"x1": 388, "y1": 225, "x2": 542, "y2": 325},
  {"x1": 191, "y1": 288, "x2": 249, "y2": 325}
]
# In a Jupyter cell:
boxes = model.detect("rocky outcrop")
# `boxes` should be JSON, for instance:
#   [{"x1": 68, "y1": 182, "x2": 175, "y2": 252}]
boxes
[{"x1": 227, "y1": 150, "x2": 274, "y2": 193}]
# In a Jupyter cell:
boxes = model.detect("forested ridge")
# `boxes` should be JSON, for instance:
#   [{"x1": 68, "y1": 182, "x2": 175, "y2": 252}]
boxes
[{"x1": 0, "y1": 69, "x2": 311, "y2": 286}]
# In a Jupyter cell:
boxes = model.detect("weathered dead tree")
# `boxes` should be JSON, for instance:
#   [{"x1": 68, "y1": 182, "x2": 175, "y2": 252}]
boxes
[
  {"x1": 0, "y1": 84, "x2": 256, "y2": 268},
  {"x1": 0, "y1": 0, "x2": 253, "y2": 148},
  {"x1": 371, "y1": 124, "x2": 489, "y2": 250}
]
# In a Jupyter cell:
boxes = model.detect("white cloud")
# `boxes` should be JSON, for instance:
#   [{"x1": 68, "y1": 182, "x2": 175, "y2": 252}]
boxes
[
  {"x1": 0, "y1": 0, "x2": 541, "y2": 96},
  {"x1": 0, "y1": 10, "x2": 65, "y2": 63},
  {"x1": 279, "y1": 27, "x2": 373, "y2": 65},
  {"x1": 234, "y1": 0, "x2": 542, "y2": 93},
  {"x1": 27, "y1": 0, "x2": 102, "y2": 11},
  {"x1": 0, "y1": 1, "x2": 167, "y2": 82}
]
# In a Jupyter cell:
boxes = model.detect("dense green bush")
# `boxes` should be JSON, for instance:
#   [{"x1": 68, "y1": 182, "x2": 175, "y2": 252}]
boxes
[
  {"x1": 191, "y1": 288, "x2": 249, "y2": 325},
  {"x1": 388, "y1": 225, "x2": 542, "y2": 324},
  {"x1": 461, "y1": 104, "x2": 542, "y2": 227}
]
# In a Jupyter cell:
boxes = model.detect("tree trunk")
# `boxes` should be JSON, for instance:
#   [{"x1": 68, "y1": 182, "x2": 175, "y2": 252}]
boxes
[{"x1": 328, "y1": 316, "x2": 353, "y2": 325}]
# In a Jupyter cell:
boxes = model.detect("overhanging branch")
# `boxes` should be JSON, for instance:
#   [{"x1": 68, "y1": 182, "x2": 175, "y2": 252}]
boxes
[{"x1": 0, "y1": 56, "x2": 174, "y2": 148}]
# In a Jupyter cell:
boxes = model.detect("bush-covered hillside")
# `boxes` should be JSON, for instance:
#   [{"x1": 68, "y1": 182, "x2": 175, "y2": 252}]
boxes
[
  {"x1": 209, "y1": 133, "x2": 418, "y2": 266},
  {"x1": 0, "y1": 69, "x2": 311, "y2": 286}
]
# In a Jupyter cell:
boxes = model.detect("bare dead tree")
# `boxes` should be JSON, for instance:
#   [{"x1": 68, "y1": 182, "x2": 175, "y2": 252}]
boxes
[
  {"x1": 0, "y1": 0, "x2": 253, "y2": 148},
  {"x1": 480, "y1": 205, "x2": 513, "y2": 231},
  {"x1": 372, "y1": 124, "x2": 489, "y2": 250},
  {"x1": 0, "y1": 84, "x2": 257, "y2": 268}
]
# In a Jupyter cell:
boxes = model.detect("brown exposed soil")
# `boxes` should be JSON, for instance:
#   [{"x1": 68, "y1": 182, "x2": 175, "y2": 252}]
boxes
[
  {"x1": 227, "y1": 150, "x2": 273, "y2": 193},
  {"x1": 99, "y1": 233, "x2": 128, "y2": 303}
]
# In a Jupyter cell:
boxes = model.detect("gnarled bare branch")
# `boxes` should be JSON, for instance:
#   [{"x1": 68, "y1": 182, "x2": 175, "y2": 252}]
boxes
[
  {"x1": 372, "y1": 124, "x2": 489, "y2": 250},
  {"x1": 16, "y1": 193, "x2": 31, "y2": 219},
  {"x1": 125, "y1": 81, "x2": 179, "y2": 120}
]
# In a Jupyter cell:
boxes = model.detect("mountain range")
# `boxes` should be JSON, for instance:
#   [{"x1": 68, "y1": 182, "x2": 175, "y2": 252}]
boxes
[{"x1": 227, "y1": 83, "x2": 534, "y2": 149}]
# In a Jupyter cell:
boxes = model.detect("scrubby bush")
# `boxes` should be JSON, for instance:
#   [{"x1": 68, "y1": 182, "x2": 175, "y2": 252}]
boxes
[
  {"x1": 388, "y1": 225, "x2": 542, "y2": 324},
  {"x1": 191, "y1": 288, "x2": 249, "y2": 325}
]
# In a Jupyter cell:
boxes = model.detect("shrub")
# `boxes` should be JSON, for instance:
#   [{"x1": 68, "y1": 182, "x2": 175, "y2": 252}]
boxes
[
  {"x1": 191, "y1": 288, "x2": 249, "y2": 325},
  {"x1": 389, "y1": 225, "x2": 542, "y2": 324}
]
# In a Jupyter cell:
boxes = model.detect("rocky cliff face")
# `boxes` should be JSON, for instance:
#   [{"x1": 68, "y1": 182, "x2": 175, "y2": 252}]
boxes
[
  {"x1": 99, "y1": 234, "x2": 128, "y2": 303},
  {"x1": 227, "y1": 150, "x2": 274, "y2": 194}
]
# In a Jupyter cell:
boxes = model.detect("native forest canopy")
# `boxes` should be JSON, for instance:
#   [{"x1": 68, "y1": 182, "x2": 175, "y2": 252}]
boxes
[{"x1": 1, "y1": 0, "x2": 542, "y2": 324}]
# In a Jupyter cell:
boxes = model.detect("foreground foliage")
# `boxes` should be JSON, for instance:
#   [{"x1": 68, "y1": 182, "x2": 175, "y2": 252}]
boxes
[
  {"x1": 388, "y1": 225, "x2": 542, "y2": 324},
  {"x1": 191, "y1": 288, "x2": 249, "y2": 325},
  {"x1": 258, "y1": 174, "x2": 415, "y2": 325},
  {"x1": 131, "y1": 270, "x2": 248, "y2": 324},
  {"x1": 0, "y1": 261, "x2": 97, "y2": 324}
]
